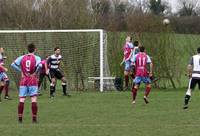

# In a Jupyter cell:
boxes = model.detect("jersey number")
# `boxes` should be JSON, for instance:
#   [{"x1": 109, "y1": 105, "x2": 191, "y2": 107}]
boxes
[
  {"x1": 138, "y1": 57, "x2": 146, "y2": 66},
  {"x1": 26, "y1": 60, "x2": 31, "y2": 71}
]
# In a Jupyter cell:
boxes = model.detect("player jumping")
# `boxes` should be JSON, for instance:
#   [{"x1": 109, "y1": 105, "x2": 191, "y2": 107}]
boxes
[
  {"x1": 131, "y1": 46, "x2": 153, "y2": 104},
  {"x1": 121, "y1": 36, "x2": 134, "y2": 90},
  {"x1": 11, "y1": 43, "x2": 41, "y2": 123}
]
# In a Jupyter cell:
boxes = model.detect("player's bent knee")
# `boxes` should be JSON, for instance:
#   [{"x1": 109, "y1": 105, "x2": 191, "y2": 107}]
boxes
[
  {"x1": 19, "y1": 97, "x2": 26, "y2": 103},
  {"x1": 62, "y1": 78, "x2": 66, "y2": 84},
  {"x1": 124, "y1": 71, "x2": 129, "y2": 75},
  {"x1": 5, "y1": 80, "x2": 9, "y2": 85},
  {"x1": 31, "y1": 96, "x2": 37, "y2": 103},
  {"x1": 0, "y1": 82, "x2": 5, "y2": 86},
  {"x1": 146, "y1": 84, "x2": 151, "y2": 88},
  {"x1": 50, "y1": 83, "x2": 55, "y2": 87},
  {"x1": 51, "y1": 79, "x2": 56, "y2": 85},
  {"x1": 134, "y1": 85, "x2": 139, "y2": 89},
  {"x1": 51, "y1": 78, "x2": 56, "y2": 82},
  {"x1": 62, "y1": 82, "x2": 66, "y2": 86},
  {"x1": 186, "y1": 89, "x2": 192, "y2": 96}
]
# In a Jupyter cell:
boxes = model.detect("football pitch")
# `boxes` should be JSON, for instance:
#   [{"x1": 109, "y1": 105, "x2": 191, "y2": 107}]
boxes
[{"x1": 1, "y1": 89, "x2": 200, "y2": 136}]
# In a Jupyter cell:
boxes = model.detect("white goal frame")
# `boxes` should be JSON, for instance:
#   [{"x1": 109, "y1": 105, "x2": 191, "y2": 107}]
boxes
[{"x1": 0, "y1": 29, "x2": 105, "y2": 92}]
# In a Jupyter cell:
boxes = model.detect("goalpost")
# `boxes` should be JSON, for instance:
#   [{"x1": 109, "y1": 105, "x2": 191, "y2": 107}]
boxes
[{"x1": 0, "y1": 29, "x2": 115, "y2": 92}]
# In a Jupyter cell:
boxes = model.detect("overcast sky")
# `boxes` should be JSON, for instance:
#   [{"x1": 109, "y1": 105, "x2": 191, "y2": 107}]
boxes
[
  {"x1": 166, "y1": 0, "x2": 200, "y2": 13},
  {"x1": 166, "y1": 0, "x2": 179, "y2": 13}
]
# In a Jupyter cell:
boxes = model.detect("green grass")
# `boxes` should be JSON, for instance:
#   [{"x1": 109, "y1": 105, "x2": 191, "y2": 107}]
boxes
[{"x1": 1, "y1": 89, "x2": 200, "y2": 136}]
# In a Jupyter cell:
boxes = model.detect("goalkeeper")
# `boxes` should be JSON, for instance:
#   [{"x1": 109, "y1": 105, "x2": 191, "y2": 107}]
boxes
[{"x1": 47, "y1": 47, "x2": 71, "y2": 98}]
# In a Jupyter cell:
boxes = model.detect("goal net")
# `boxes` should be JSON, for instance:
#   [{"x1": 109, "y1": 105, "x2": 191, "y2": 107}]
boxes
[{"x1": 0, "y1": 29, "x2": 115, "y2": 92}]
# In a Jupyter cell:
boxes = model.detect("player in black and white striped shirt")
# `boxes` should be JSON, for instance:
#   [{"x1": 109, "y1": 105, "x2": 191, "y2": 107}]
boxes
[
  {"x1": 47, "y1": 47, "x2": 70, "y2": 98},
  {"x1": 183, "y1": 47, "x2": 200, "y2": 109}
]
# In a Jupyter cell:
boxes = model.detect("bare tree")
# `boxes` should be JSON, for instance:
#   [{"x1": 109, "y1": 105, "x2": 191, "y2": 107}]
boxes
[
  {"x1": 177, "y1": 0, "x2": 200, "y2": 16},
  {"x1": 90, "y1": 0, "x2": 112, "y2": 28},
  {"x1": 149, "y1": 0, "x2": 169, "y2": 15},
  {"x1": 127, "y1": 0, "x2": 150, "y2": 14}
]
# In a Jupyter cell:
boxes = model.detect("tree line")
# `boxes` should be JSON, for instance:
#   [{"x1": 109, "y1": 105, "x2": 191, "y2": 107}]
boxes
[{"x1": 0, "y1": 0, "x2": 200, "y2": 34}]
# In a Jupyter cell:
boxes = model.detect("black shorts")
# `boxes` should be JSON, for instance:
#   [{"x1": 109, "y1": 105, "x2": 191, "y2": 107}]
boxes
[
  {"x1": 39, "y1": 73, "x2": 51, "y2": 83},
  {"x1": 189, "y1": 78, "x2": 200, "y2": 90},
  {"x1": 49, "y1": 69, "x2": 64, "y2": 80}
]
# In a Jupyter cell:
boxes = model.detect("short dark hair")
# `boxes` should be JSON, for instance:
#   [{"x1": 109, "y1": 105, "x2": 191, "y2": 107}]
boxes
[
  {"x1": 54, "y1": 47, "x2": 60, "y2": 51},
  {"x1": 27, "y1": 43, "x2": 35, "y2": 53},
  {"x1": 134, "y1": 41, "x2": 139, "y2": 47},
  {"x1": 197, "y1": 47, "x2": 200, "y2": 53},
  {"x1": 139, "y1": 46, "x2": 145, "y2": 52}
]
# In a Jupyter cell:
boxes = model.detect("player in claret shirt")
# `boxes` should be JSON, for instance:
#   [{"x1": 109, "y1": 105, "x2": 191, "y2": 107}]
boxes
[
  {"x1": 38, "y1": 56, "x2": 51, "y2": 95},
  {"x1": 0, "y1": 47, "x2": 11, "y2": 100},
  {"x1": 11, "y1": 43, "x2": 41, "y2": 123},
  {"x1": 130, "y1": 46, "x2": 153, "y2": 104},
  {"x1": 121, "y1": 36, "x2": 134, "y2": 90},
  {"x1": 0, "y1": 63, "x2": 9, "y2": 102}
]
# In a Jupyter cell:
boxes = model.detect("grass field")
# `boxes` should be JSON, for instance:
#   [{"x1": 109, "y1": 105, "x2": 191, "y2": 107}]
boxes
[{"x1": 1, "y1": 89, "x2": 200, "y2": 136}]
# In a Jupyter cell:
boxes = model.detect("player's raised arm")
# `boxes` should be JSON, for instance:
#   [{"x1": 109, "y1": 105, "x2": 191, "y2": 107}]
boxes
[{"x1": 130, "y1": 54, "x2": 137, "y2": 65}]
